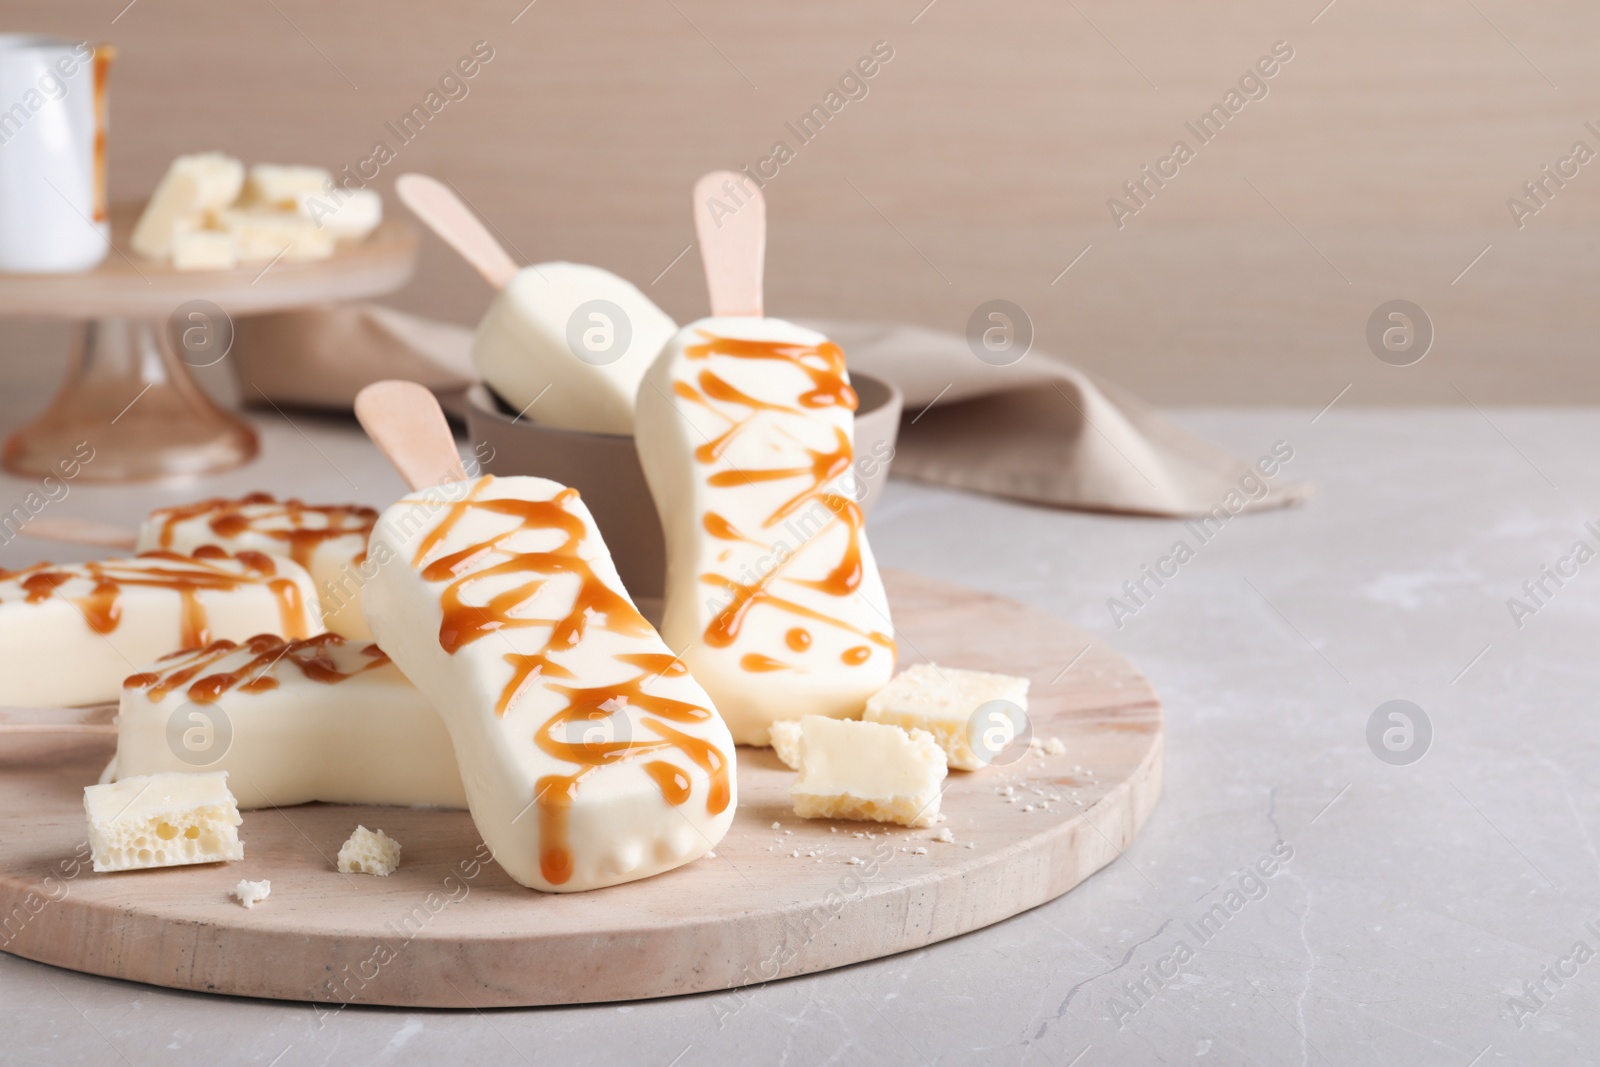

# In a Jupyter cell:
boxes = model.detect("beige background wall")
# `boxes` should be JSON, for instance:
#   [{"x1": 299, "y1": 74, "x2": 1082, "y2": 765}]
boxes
[{"x1": 6, "y1": 0, "x2": 1600, "y2": 406}]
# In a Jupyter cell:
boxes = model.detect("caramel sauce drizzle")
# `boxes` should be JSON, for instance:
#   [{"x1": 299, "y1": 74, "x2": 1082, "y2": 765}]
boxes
[
  {"x1": 152, "y1": 493, "x2": 377, "y2": 570},
  {"x1": 0, "y1": 549, "x2": 311, "y2": 649},
  {"x1": 677, "y1": 331, "x2": 894, "y2": 671},
  {"x1": 409, "y1": 479, "x2": 730, "y2": 886},
  {"x1": 740, "y1": 653, "x2": 792, "y2": 672},
  {"x1": 125, "y1": 632, "x2": 391, "y2": 703},
  {"x1": 704, "y1": 512, "x2": 761, "y2": 545}
]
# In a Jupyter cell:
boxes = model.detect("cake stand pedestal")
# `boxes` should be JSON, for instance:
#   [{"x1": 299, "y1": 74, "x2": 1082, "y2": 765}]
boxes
[{"x1": 0, "y1": 204, "x2": 418, "y2": 483}]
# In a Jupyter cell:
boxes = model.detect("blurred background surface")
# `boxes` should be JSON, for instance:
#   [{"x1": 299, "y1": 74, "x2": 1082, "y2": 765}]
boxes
[{"x1": 3, "y1": 0, "x2": 1597, "y2": 409}]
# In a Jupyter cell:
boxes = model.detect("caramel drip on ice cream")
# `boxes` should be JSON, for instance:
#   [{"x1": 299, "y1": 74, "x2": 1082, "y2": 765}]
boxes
[
  {"x1": 684, "y1": 333, "x2": 858, "y2": 411},
  {"x1": 0, "y1": 550, "x2": 312, "y2": 650},
  {"x1": 125, "y1": 632, "x2": 393, "y2": 703},
  {"x1": 704, "y1": 512, "x2": 761, "y2": 545},
  {"x1": 152, "y1": 493, "x2": 377, "y2": 569},
  {"x1": 409, "y1": 479, "x2": 729, "y2": 886},
  {"x1": 674, "y1": 330, "x2": 894, "y2": 672}
]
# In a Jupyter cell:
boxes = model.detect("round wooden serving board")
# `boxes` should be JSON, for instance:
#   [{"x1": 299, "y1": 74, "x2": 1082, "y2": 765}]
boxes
[{"x1": 0, "y1": 570, "x2": 1163, "y2": 1008}]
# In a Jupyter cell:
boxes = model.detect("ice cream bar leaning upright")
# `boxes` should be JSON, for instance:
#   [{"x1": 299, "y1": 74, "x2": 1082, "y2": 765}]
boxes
[
  {"x1": 634, "y1": 172, "x2": 897, "y2": 746},
  {"x1": 394, "y1": 174, "x2": 676, "y2": 435},
  {"x1": 355, "y1": 381, "x2": 736, "y2": 892}
]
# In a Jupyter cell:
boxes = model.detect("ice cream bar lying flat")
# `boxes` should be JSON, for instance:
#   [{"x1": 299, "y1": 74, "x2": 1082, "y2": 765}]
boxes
[
  {"x1": 114, "y1": 633, "x2": 466, "y2": 810},
  {"x1": 635, "y1": 317, "x2": 897, "y2": 745},
  {"x1": 363, "y1": 474, "x2": 737, "y2": 892},
  {"x1": 138, "y1": 494, "x2": 378, "y2": 639},
  {"x1": 0, "y1": 549, "x2": 322, "y2": 708},
  {"x1": 473, "y1": 263, "x2": 678, "y2": 434}
]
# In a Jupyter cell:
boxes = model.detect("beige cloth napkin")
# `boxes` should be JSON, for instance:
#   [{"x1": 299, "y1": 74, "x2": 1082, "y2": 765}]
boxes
[{"x1": 233, "y1": 304, "x2": 1310, "y2": 518}]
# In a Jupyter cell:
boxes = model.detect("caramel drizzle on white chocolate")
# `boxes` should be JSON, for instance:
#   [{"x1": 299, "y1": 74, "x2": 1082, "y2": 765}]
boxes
[
  {"x1": 0, "y1": 548, "x2": 312, "y2": 650},
  {"x1": 152, "y1": 492, "x2": 377, "y2": 570},
  {"x1": 409, "y1": 479, "x2": 731, "y2": 886},
  {"x1": 125, "y1": 632, "x2": 390, "y2": 703},
  {"x1": 675, "y1": 331, "x2": 894, "y2": 669}
]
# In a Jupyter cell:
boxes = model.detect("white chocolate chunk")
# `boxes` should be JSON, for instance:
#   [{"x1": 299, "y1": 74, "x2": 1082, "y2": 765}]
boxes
[
  {"x1": 636, "y1": 317, "x2": 896, "y2": 745},
  {"x1": 131, "y1": 152, "x2": 245, "y2": 259},
  {"x1": 363, "y1": 475, "x2": 737, "y2": 892},
  {"x1": 337, "y1": 825, "x2": 401, "y2": 876},
  {"x1": 232, "y1": 879, "x2": 271, "y2": 908},
  {"x1": 0, "y1": 550, "x2": 323, "y2": 708},
  {"x1": 864, "y1": 663, "x2": 1031, "y2": 771},
  {"x1": 137, "y1": 495, "x2": 378, "y2": 640},
  {"x1": 171, "y1": 229, "x2": 238, "y2": 271},
  {"x1": 791, "y1": 717, "x2": 946, "y2": 828},
  {"x1": 242, "y1": 163, "x2": 333, "y2": 208},
  {"x1": 84, "y1": 771, "x2": 244, "y2": 872},
  {"x1": 117, "y1": 633, "x2": 466, "y2": 810},
  {"x1": 216, "y1": 207, "x2": 334, "y2": 262},
  {"x1": 769, "y1": 719, "x2": 802, "y2": 770},
  {"x1": 295, "y1": 188, "x2": 381, "y2": 239},
  {"x1": 473, "y1": 263, "x2": 677, "y2": 434}
]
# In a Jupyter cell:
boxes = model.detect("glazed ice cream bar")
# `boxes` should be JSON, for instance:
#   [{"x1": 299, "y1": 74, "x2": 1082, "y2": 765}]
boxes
[
  {"x1": 0, "y1": 549, "x2": 321, "y2": 708},
  {"x1": 635, "y1": 316, "x2": 896, "y2": 745},
  {"x1": 363, "y1": 474, "x2": 737, "y2": 892},
  {"x1": 137, "y1": 494, "x2": 378, "y2": 639},
  {"x1": 473, "y1": 262, "x2": 678, "y2": 435},
  {"x1": 114, "y1": 633, "x2": 466, "y2": 810}
]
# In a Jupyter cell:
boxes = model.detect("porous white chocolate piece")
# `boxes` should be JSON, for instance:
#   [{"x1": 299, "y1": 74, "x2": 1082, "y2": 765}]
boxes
[
  {"x1": 131, "y1": 152, "x2": 245, "y2": 259},
  {"x1": 296, "y1": 188, "x2": 381, "y2": 239},
  {"x1": 769, "y1": 719, "x2": 802, "y2": 770},
  {"x1": 337, "y1": 825, "x2": 400, "y2": 876},
  {"x1": 84, "y1": 771, "x2": 244, "y2": 872},
  {"x1": 864, "y1": 663, "x2": 1031, "y2": 771},
  {"x1": 216, "y1": 207, "x2": 334, "y2": 262},
  {"x1": 171, "y1": 228, "x2": 238, "y2": 271},
  {"x1": 791, "y1": 717, "x2": 947, "y2": 829},
  {"x1": 242, "y1": 163, "x2": 332, "y2": 208},
  {"x1": 232, "y1": 879, "x2": 271, "y2": 908}
]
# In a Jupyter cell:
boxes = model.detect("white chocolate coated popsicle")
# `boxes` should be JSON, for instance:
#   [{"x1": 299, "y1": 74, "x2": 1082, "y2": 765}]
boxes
[
  {"x1": 0, "y1": 549, "x2": 322, "y2": 708},
  {"x1": 472, "y1": 263, "x2": 677, "y2": 434},
  {"x1": 363, "y1": 474, "x2": 736, "y2": 892},
  {"x1": 137, "y1": 494, "x2": 377, "y2": 639},
  {"x1": 115, "y1": 633, "x2": 466, "y2": 810},
  {"x1": 635, "y1": 316, "x2": 897, "y2": 745}
]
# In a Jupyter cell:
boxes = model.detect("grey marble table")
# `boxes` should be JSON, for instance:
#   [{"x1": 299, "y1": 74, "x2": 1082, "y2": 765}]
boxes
[{"x1": 3, "y1": 402, "x2": 1595, "y2": 1066}]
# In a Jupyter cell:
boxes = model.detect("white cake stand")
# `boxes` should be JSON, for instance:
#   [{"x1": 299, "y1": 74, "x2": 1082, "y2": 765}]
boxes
[{"x1": 0, "y1": 204, "x2": 418, "y2": 482}]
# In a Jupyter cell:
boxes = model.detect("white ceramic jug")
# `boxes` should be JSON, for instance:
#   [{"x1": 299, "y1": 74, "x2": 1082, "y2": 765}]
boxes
[{"x1": 0, "y1": 35, "x2": 112, "y2": 273}]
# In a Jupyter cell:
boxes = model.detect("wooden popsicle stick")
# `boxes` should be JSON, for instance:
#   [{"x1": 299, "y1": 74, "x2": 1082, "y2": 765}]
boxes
[
  {"x1": 395, "y1": 173, "x2": 521, "y2": 290},
  {"x1": 693, "y1": 170, "x2": 765, "y2": 318},
  {"x1": 16, "y1": 517, "x2": 137, "y2": 551},
  {"x1": 354, "y1": 380, "x2": 470, "y2": 492}
]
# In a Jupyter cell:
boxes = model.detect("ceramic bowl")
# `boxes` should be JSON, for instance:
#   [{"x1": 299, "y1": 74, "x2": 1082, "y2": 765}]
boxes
[{"x1": 464, "y1": 372, "x2": 903, "y2": 597}]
